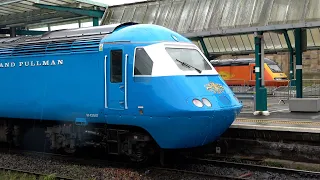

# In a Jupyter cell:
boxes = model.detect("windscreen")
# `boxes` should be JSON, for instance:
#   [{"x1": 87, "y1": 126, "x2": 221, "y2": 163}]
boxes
[
  {"x1": 268, "y1": 64, "x2": 282, "y2": 73},
  {"x1": 165, "y1": 48, "x2": 212, "y2": 72}
]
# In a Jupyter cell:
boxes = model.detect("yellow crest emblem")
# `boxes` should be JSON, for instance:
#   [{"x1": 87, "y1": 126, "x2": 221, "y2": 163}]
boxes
[{"x1": 205, "y1": 82, "x2": 224, "y2": 94}]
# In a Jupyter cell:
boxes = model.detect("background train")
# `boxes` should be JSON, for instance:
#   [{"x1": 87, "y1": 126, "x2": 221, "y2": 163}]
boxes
[
  {"x1": 210, "y1": 58, "x2": 289, "y2": 87},
  {"x1": 0, "y1": 22, "x2": 242, "y2": 162}
]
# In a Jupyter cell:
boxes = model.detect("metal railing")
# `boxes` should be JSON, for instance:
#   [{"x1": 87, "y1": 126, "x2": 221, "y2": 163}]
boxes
[{"x1": 227, "y1": 79, "x2": 320, "y2": 112}]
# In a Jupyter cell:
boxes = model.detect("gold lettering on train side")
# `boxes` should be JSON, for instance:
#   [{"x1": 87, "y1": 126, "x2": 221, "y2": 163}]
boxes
[{"x1": 0, "y1": 60, "x2": 64, "y2": 68}]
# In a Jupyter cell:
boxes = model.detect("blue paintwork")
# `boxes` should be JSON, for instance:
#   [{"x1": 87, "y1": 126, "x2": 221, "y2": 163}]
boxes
[
  {"x1": 108, "y1": 75, "x2": 242, "y2": 148},
  {"x1": 101, "y1": 24, "x2": 191, "y2": 44},
  {"x1": 0, "y1": 23, "x2": 242, "y2": 149}
]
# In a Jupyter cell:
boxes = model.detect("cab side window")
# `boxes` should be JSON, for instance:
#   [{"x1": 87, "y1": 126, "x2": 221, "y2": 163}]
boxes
[
  {"x1": 134, "y1": 48, "x2": 153, "y2": 75},
  {"x1": 110, "y1": 50, "x2": 122, "y2": 83}
]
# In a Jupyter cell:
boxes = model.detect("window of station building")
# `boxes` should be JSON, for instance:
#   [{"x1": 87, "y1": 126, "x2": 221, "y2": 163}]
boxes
[
  {"x1": 110, "y1": 50, "x2": 123, "y2": 83},
  {"x1": 134, "y1": 48, "x2": 153, "y2": 75}
]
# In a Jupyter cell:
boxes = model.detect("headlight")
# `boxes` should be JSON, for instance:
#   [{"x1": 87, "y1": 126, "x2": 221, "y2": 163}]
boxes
[
  {"x1": 192, "y1": 99, "x2": 203, "y2": 107},
  {"x1": 202, "y1": 98, "x2": 212, "y2": 107}
]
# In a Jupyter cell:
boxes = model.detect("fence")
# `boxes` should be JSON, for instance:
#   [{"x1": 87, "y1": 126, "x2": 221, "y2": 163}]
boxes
[{"x1": 227, "y1": 79, "x2": 320, "y2": 112}]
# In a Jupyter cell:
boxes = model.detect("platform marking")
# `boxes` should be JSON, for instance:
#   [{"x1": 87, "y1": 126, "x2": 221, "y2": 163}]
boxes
[
  {"x1": 231, "y1": 124, "x2": 320, "y2": 133},
  {"x1": 235, "y1": 118, "x2": 320, "y2": 126},
  {"x1": 311, "y1": 115, "x2": 320, "y2": 120},
  {"x1": 269, "y1": 108, "x2": 289, "y2": 113}
]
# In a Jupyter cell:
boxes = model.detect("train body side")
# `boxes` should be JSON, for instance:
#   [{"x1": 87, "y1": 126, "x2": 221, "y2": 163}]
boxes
[
  {"x1": 214, "y1": 63, "x2": 288, "y2": 87},
  {"x1": 0, "y1": 52, "x2": 105, "y2": 123},
  {"x1": 0, "y1": 23, "x2": 243, "y2": 152}
]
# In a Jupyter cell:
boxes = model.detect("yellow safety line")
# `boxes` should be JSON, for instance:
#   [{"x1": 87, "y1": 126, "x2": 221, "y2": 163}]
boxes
[{"x1": 235, "y1": 118, "x2": 320, "y2": 126}]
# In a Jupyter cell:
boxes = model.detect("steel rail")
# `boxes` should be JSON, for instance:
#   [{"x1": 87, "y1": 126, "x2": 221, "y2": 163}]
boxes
[
  {"x1": 151, "y1": 166, "x2": 247, "y2": 180},
  {"x1": 187, "y1": 157, "x2": 320, "y2": 178},
  {"x1": 0, "y1": 166, "x2": 74, "y2": 180},
  {"x1": 0, "y1": 148, "x2": 134, "y2": 168}
]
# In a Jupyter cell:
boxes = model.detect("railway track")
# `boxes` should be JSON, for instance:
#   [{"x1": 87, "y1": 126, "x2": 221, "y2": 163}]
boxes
[
  {"x1": 186, "y1": 157, "x2": 320, "y2": 179},
  {"x1": 151, "y1": 166, "x2": 248, "y2": 179},
  {"x1": 2, "y1": 147, "x2": 320, "y2": 179},
  {"x1": 0, "y1": 148, "x2": 139, "y2": 179},
  {"x1": 0, "y1": 166, "x2": 74, "y2": 180}
]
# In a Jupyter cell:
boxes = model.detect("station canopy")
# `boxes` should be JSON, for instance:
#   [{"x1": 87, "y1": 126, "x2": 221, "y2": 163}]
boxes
[
  {"x1": 0, "y1": 0, "x2": 108, "y2": 32},
  {"x1": 100, "y1": 0, "x2": 320, "y2": 56}
]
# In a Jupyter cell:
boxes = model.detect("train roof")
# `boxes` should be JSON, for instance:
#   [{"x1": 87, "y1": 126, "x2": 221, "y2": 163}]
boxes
[
  {"x1": 0, "y1": 22, "x2": 191, "y2": 58},
  {"x1": 0, "y1": 22, "x2": 138, "y2": 46},
  {"x1": 0, "y1": 22, "x2": 138, "y2": 58},
  {"x1": 210, "y1": 58, "x2": 277, "y2": 66}
]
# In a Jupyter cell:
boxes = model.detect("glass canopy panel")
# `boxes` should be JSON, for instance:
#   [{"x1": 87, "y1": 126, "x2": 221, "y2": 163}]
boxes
[
  {"x1": 241, "y1": 35, "x2": 253, "y2": 50},
  {"x1": 192, "y1": 40, "x2": 200, "y2": 50},
  {"x1": 268, "y1": 0, "x2": 289, "y2": 25},
  {"x1": 142, "y1": 3, "x2": 158, "y2": 24},
  {"x1": 208, "y1": 37, "x2": 221, "y2": 52},
  {"x1": 188, "y1": 0, "x2": 210, "y2": 32},
  {"x1": 121, "y1": 6, "x2": 136, "y2": 22},
  {"x1": 263, "y1": 33, "x2": 274, "y2": 50},
  {"x1": 163, "y1": 1, "x2": 184, "y2": 30},
  {"x1": 221, "y1": 36, "x2": 232, "y2": 52},
  {"x1": 227, "y1": 36, "x2": 239, "y2": 51},
  {"x1": 195, "y1": 40, "x2": 204, "y2": 52},
  {"x1": 205, "y1": 0, "x2": 225, "y2": 31},
  {"x1": 234, "y1": 35, "x2": 246, "y2": 51},
  {"x1": 132, "y1": 5, "x2": 147, "y2": 23},
  {"x1": 278, "y1": 33, "x2": 288, "y2": 49},
  {"x1": 305, "y1": 0, "x2": 320, "y2": 22},
  {"x1": 201, "y1": 0, "x2": 216, "y2": 31},
  {"x1": 288, "y1": 30, "x2": 295, "y2": 48},
  {"x1": 310, "y1": 28, "x2": 320, "y2": 46},
  {"x1": 154, "y1": 2, "x2": 171, "y2": 27},
  {"x1": 234, "y1": 0, "x2": 255, "y2": 28},
  {"x1": 247, "y1": 34, "x2": 255, "y2": 50},
  {"x1": 251, "y1": 0, "x2": 273, "y2": 27},
  {"x1": 176, "y1": 0, "x2": 198, "y2": 33},
  {"x1": 219, "y1": 0, "x2": 239, "y2": 29},
  {"x1": 286, "y1": 0, "x2": 305, "y2": 24},
  {"x1": 215, "y1": 37, "x2": 226, "y2": 52},
  {"x1": 99, "y1": 0, "x2": 320, "y2": 54},
  {"x1": 107, "y1": 8, "x2": 125, "y2": 24},
  {"x1": 307, "y1": 29, "x2": 316, "y2": 47},
  {"x1": 269, "y1": 32, "x2": 282, "y2": 49},
  {"x1": 203, "y1": 38, "x2": 214, "y2": 53}
]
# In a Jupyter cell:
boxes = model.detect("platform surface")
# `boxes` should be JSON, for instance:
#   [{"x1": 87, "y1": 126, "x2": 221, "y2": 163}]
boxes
[{"x1": 232, "y1": 99, "x2": 320, "y2": 133}]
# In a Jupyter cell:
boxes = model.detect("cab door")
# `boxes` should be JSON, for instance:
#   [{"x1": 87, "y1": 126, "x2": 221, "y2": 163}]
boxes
[{"x1": 106, "y1": 47, "x2": 128, "y2": 110}]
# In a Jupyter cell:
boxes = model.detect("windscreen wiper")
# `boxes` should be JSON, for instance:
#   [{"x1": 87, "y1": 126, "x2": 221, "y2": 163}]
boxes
[{"x1": 175, "y1": 59, "x2": 202, "y2": 73}]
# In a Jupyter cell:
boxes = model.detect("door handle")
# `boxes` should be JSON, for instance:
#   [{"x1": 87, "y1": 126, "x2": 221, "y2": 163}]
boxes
[{"x1": 119, "y1": 85, "x2": 124, "y2": 88}]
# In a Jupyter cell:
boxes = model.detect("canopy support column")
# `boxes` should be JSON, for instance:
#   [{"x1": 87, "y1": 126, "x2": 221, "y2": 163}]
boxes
[
  {"x1": 254, "y1": 31, "x2": 269, "y2": 116},
  {"x1": 294, "y1": 28, "x2": 304, "y2": 98},
  {"x1": 10, "y1": 27, "x2": 16, "y2": 37},
  {"x1": 199, "y1": 38, "x2": 209, "y2": 59},
  {"x1": 283, "y1": 30, "x2": 294, "y2": 86},
  {"x1": 93, "y1": 17, "x2": 99, "y2": 26}
]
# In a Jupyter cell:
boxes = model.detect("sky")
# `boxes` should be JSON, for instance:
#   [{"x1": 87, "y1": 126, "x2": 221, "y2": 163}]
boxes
[{"x1": 91, "y1": 0, "x2": 148, "y2": 6}]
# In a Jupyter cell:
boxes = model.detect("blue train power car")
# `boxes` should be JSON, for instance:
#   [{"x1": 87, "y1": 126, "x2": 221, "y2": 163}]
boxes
[{"x1": 0, "y1": 22, "x2": 242, "y2": 161}]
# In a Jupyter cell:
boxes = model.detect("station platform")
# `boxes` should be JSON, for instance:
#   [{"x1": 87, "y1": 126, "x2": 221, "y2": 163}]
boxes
[{"x1": 231, "y1": 110, "x2": 320, "y2": 133}]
